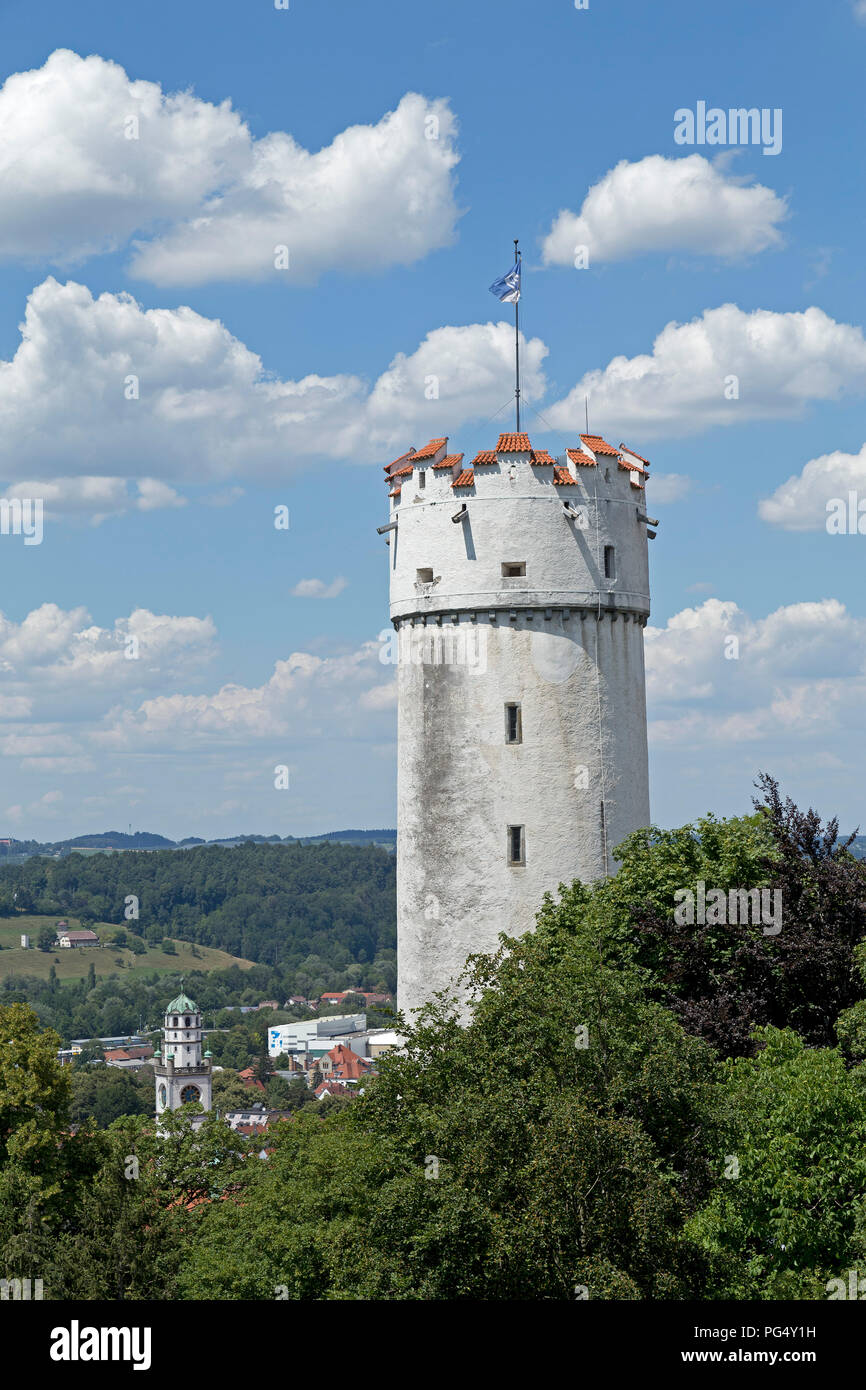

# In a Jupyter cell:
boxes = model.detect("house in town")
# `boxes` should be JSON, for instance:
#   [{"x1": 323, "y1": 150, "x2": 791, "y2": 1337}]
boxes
[
  {"x1": 237, "y1": 1066, "x2": 265, "y2": 1091},
  {"x1": 104, "y1": 1043, "x2": 154, "y2": 1070},
  {"x1": 318, "y1": 1043, "x2": 373, "y2": 1085}
]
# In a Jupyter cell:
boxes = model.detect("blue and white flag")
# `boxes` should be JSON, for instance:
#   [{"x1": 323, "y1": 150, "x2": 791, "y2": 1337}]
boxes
[{"x1": 489, "y1": 260, "x2": 521, "y2": 303}]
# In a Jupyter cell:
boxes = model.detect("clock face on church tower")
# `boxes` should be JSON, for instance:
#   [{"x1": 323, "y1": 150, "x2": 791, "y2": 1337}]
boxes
[{"x1": 180, "y1": 1084, "x2": 201, "y2": 1104}]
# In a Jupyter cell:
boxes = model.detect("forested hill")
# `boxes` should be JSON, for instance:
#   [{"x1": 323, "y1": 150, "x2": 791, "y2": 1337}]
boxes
[{"x1": 0, "y1": 842, "x2": 396, "y2": 975}]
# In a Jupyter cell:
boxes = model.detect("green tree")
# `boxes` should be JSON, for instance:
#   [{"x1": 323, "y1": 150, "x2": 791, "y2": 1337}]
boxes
[
  {"x1": 43, "y1": 1110, "x2": 247, "y2": 1300},
  {"x1": 179, "y1": 901, "x2": 726, "y2": 1300},
  {"x1": 37, "y1": 927, "x2": 56, "y2": 952},
  {"x1": 687, "y1": 1028, "x2": 866, "y2": 1298},
  {"x1": 0, "y1": 1004, "x2": 76, "y2": 1283},
  {"x1": 211, "y1": 1071, "x2": 253, "y2": 1112},
  {"x1": 71, "y1": 1066, "x2": 153, "y2": 1128}
]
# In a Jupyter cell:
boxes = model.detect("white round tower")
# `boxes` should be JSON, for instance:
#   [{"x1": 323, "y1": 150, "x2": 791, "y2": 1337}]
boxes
[{"x1": 381, "y1": 430, "x2": 656, "y2": 1020}]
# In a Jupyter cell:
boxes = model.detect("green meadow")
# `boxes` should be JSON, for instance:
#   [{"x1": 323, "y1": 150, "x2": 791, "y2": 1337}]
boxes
[{"x1": 0, "y1": 916, "x2": 254, "y2": 982}]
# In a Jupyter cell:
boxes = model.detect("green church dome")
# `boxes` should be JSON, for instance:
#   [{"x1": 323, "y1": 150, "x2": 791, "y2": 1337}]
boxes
[{"x1": 166, "y1": 991, "x2": 198, "y2": 1014}]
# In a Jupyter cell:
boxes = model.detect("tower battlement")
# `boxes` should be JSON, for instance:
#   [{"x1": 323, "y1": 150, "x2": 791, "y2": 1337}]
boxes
[{"x1": 385, "y1": 431, "x2": 655, "y2": 625}]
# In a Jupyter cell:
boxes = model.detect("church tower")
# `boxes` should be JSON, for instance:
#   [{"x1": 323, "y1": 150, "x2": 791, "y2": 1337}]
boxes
[
  {"x1": 153, "y1": 988, "x2": 212, "y2": 1125},
  {"x1": 381, "y1": 430, "x2": 656, "y2": 1019}
]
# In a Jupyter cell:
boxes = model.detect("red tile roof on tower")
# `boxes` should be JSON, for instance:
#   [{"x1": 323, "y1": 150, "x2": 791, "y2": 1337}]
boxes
[
  {"x1": 412, "y1": 437, "x2": 448, "y2": 460},
  {"x1": 471, "y1": 450, "x2": 497, "y2": 465},
  {"x1": 580, "y1": 433, "x2": 620, "y2": 456},
  {"x1": 388, "y1": 485, "x2": 401, "y2": 497},
  {"x1": 497, "y1": 432, "x2": 532, "y2": 452},
  {"x1": 619, "y1": 443, "x2": 652, "y2": 467},
  {"x1": 384, "y1": 448, "x2": 416, "y2": 473},
  {"x1": 530, "y1": 449, "x2": 555, "y2": 465},
  {"x1": 432, "y1": 453, "x2": 464, "y2": 469},
  {"x1": 394, "y1": 463, "x2": 415, "y2": 477},
  {"x1": 553, "y1": 467, "x2": 578, "y2": 486},
  {"x1": 451, "y1": 469, "x2": 474, "y2": 488},
  {"x1": 566, "y1": 449, "x2": 597, "y2": 468},
  {"x1": 618, "y1": 455, "x2": 648, "y2": 476}
]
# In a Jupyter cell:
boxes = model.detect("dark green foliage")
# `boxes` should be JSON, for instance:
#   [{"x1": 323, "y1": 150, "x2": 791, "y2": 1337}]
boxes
[
  {"x1": 602, "y1": 775, "x2": 866, "y2": 1057},
  {"x1": 70, "y1": 1065, "x2": 154, "y2": 1128}
]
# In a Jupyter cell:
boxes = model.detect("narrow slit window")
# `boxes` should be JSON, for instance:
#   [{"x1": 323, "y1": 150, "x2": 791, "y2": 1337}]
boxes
[
  {"x1": 603, "y1": 545, "x2": 615, "y2": 580},
  {"x1": 418, "y1": 470, "x2": 426, "y2": 489},
  {"x1": 507, "y1": 825, "x2": 525, "y2": 865},
  {"x1": 505, "y1": 703, "x2": 522, "y2": 744},
  {"x1": 502, "y1": 562, "x2": 526, "y2": 578}
]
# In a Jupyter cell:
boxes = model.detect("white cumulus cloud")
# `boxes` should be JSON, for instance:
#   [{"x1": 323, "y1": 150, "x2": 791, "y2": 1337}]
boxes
[
  {"x1": 0, "y1": 278, "x2": 549, "y2": 486},
  {"x1": 0, "y1": 474, "x2": 185, "y2": 523},
  {"x1": 547, "y1": 303, "x2": 866, "y2": 439},
  {"x1": 542, "y1": 155, "x2": 787, "y2": 266},
  {"x1": 646, "y1": 473, "x2": 693, "y2": 504},
  {"x1": 0, "y1": 604, "x2": 217, "y2": 725},
  {"x1": 0, "y1": 50, "x2": 460, "y2": 284},
  {"x1": 291, "y1": 577, "x2": 348, "y2": 599},
  {"x1": 646, "y1": 597, "x2": 866, "y2": 747},
  {"x1": 759, "y1": 443, "x2": 866, "y2": 531}
]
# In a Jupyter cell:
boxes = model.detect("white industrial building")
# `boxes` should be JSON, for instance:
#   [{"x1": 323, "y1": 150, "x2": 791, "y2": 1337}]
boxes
[{"x1": 267, "y1": 1013, "x2": 366, "y2": 1058}]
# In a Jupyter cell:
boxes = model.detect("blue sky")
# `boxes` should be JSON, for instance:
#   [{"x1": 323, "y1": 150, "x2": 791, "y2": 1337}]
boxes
[{"x1": 1, "y1": 0, "x2": 865, "y2": 840}]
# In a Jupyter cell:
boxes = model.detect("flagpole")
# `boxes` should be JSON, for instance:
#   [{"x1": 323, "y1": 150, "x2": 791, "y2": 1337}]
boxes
[{"x1": 514, "y1": 237, "x2": 521, "y2": 433}]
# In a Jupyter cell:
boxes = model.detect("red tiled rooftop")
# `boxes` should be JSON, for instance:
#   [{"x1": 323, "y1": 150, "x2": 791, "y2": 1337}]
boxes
[
  {"x1": 619, "y1": 443, "x2": 651, "y2": 467},
  {"x1": 566, "y1": 449, "x2": 597, "y2": 468},
  {"x1": 553, "y1": 467, "x2": 578, "y2": 486},
  {"x1": 394, "y1": 464, "x2": 415, "y2": 477},
  {"x1": 471, "y1": 451, "x2": 497, "y2": 465},
  {"x1": 389, "y1": 486, "x2": 401, "y2": 497},
  {"x1": 530, "y1": 450, "x2": 555, "y2": 465},
  {"x1": 618, "y1": 453, "x2": 649, "y2": 476},
  {"x1": 412, "y1": 437, "x2": 448, "y2": 461},
  {"x1": 384, "y1": 448, "x2": 415, "y2": 473},
  {"x1": 432, "y1": 452, "x2": 464, "y2": 469},
  {"x1": 497, "y1": 432, "x2": 532, "y2": 452},
  {"x1": 580, "y1": 434, "x2": 620, "y2": 456},
  {"x1": 451, "y1": 469, "x2": 474, "y2": 488}
]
